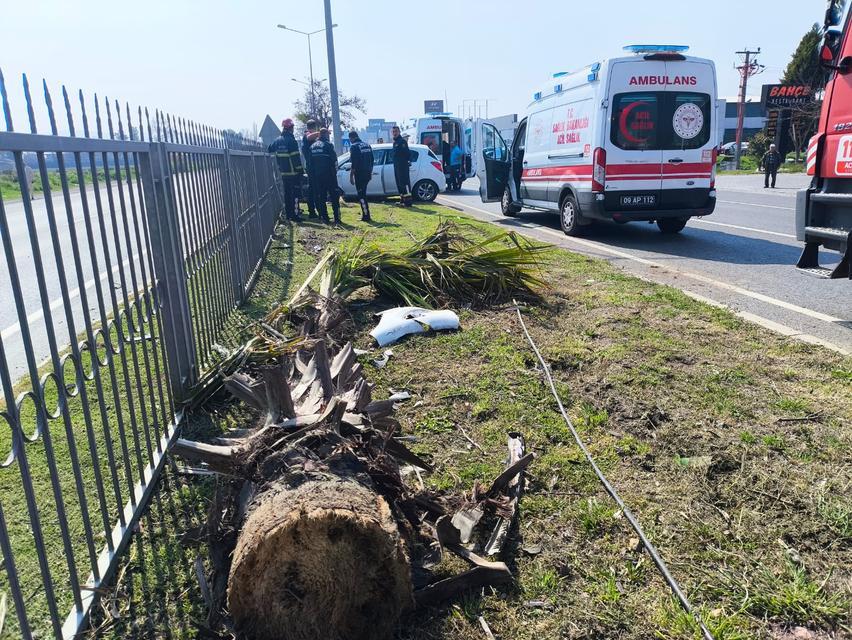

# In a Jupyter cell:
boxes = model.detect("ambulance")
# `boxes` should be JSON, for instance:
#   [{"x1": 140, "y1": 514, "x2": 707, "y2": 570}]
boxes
[
  {"x1": 471, "y1": 45, "x2": 722, "y2": 235},
  {"x1": 401, "y1": 115, "x2": 471, "y2": 190}
]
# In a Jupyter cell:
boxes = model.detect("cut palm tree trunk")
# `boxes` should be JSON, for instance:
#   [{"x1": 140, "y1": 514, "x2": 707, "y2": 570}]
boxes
[{"x1": 172, "y1": 342, "x2": 422, "y2": 640}]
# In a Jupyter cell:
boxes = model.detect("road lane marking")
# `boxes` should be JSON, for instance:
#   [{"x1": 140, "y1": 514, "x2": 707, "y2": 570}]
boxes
[
  {"x1": 437, "y1": 196, "x2": 845, "y2": 326},
  {"x1": 716, "y1": 199, "x2": 793, "y2": 211},
  {"x1": 1, "y1": 252, "x2": 144, "y2": 341},
  {"x1": 690, "y1": 218, "x2": 795, "y2": 239}
]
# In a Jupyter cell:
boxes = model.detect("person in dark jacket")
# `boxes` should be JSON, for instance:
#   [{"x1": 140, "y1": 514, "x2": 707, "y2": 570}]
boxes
[
  {"x1": 760, "y1": 143, "x2": 782, "y2": 188},
  {"x1": 267, "y1": 118, "x2": 304, "y2": 222},
  {"x1": 391, "y1": 126, "x2": 412, "y2": 207},
  {"x1": 348, "y1": 131, "x2": 374, "y2": 222},
  {"x1": 309, "y1": 128, "x2": 341, "y2": 224},
  {"x1": 301, "y1": 119, "x2": 320, "y2": 217}
]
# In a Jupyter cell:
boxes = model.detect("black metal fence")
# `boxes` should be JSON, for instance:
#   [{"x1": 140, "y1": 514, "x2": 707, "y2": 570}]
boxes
[{"x1": 0, "y1": 68, "x2": 282, "y2": 638}]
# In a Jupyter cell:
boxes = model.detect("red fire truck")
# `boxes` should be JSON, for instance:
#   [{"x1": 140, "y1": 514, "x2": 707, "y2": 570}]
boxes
[{"x1": 796, "y1": 0, "x2": 852, "y2": 278}]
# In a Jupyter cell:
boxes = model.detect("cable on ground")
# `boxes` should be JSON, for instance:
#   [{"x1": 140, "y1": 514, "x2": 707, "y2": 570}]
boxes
[{"x1": 514, "y1": 302, "x2": 716, "y2": 640}]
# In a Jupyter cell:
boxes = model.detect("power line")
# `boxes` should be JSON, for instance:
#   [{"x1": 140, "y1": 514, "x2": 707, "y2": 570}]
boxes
[{"x1": 734, "y1": 48, "x2": 764, "y2": 169}]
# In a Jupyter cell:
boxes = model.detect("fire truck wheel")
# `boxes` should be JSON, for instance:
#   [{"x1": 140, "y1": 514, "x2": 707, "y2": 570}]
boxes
[
  {"x1": 560, "y1": 194, "x2": 583, "y2": 236},
  {"x1": 656, "y1": 217, "x2": 688, "y2": 234},
  {"x1": 501, "y1": 186, "x2": 521, "y2": 216}
]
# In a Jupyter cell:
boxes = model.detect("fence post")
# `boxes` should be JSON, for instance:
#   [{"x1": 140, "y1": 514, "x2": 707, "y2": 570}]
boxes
[
  {"x1": 221, "y1": 148, "x2": 245, "y2": 305},
  {"x1": 139, "y1": 142, "x2": 197, "y2": 399}
]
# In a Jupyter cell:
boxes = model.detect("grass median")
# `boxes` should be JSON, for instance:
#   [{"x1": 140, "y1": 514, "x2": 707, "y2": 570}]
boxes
[{"x1": 90, "y1": 199, "x2": 851, "y2": 639}]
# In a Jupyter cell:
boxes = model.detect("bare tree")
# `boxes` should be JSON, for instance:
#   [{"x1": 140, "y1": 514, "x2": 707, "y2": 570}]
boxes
[{"x1": 293, "y1": 79, "x2": 366, "y2": 131}]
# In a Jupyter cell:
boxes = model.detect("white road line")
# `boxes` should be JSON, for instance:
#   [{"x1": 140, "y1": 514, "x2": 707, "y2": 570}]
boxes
[
  {"x1": 1, "y1": 252, "x2": 143, "y2": 341},
  {"x1": 437, "y1": 197, "x2": 845, "y2": 326},
  {"x1": 716, "y1": 199, "x2": 793, "y2": 211},
  {"x1": 690, "y1": 218, "x2": 795, "y2": 239}
]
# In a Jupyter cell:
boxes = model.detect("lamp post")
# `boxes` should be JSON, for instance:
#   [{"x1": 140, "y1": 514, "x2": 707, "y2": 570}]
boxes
[{"x1": 277, "y1": 23, "x2": 337, "y2": 120}]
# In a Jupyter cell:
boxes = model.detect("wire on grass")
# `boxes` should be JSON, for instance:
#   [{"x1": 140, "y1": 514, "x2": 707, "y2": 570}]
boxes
[{"x1": 513, "y1": 302, "x2": 716, "y2": 640}]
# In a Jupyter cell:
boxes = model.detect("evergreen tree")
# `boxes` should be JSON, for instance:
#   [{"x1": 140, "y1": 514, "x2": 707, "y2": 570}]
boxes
[
  {"x1": 781, "y1": 23, "x2": 825, "y2": 88},
  {"x1": 778, "y1": 24, "x2": 825, "y2": 159}
]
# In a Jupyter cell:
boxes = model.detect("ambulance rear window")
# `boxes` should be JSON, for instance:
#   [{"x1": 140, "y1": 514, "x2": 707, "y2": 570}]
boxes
[
  {"x1": 611, "y1": 93, "x2": 659, "y2": 151},
  {"x1": 611, "y1": 92, "x2": 711, "y2": 151}
]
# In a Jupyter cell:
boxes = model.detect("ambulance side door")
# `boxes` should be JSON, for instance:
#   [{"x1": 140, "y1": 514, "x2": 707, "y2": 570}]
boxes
[{"x1": 474, "y1": 120, "x2": 511, "y2": 202}]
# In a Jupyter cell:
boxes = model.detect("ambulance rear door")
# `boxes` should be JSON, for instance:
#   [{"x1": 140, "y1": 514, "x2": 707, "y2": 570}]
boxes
[
  {"x1": 472, "y1": 119, "x2": 511, "y2": 202},
  {"x1": 660, "y1": 59, "x2": 717, "y2": 208},
  {"x1": 604, "y1": 60, "x2": 666, "y2": 211}
]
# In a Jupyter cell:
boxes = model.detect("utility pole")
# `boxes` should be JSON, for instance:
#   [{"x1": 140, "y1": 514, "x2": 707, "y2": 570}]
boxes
[
  {"x1": 323, "y1": 0, "x2": 343, "y2": 154},
  {"x1": 734, "y1": 47, "x2": 763, "y2": 170}
]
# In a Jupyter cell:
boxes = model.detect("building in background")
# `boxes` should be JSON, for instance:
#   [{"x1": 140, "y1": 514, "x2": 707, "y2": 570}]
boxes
[
  {"x1": 488, "y1": 113, "x2": 520, "y2": 146},
  {"x1": 358, "y1": 118, "x2": 397, "y2": 144},
  {"x1": 720, "y1": 97, "x2": 766, "y2": 144}
]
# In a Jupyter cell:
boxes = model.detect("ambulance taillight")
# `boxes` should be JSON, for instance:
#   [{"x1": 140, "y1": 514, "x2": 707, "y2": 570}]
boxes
[{"x1": 592, "y1": 147, "x2": 606, "y2": 193}]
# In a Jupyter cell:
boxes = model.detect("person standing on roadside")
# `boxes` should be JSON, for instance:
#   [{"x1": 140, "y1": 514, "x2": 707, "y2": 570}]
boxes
[
  {"x1": 301, "y1": 119, "x2": 320, "y2": 217},
  {"x1": 760, "y1": 143, "x2": 782, "y2": 189},
  {"x1": 267, "y1": 118, "x2": 304, "y2": 222},
  {"x1": 348, "y1": 130, "x2": 374, "y2": 222},
  {"x1": 391, "y1": 126, "x2": 412, "y2": 207},
  {"x1": 309, "y1": 128, "x2": 341, "y2": 224}
]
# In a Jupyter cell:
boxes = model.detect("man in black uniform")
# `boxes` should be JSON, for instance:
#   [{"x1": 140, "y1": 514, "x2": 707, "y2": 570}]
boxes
[
  {"x1": 348, "y1": 130, "x2": 374, "y2": 222},
  {"x1": 309, "y1": 128, "x2": 341, "y2": 224},
  {"x1": 391, "y1": 125, "x2": 412, "y2": 207},
  {"x1": 267, "y1": 118, "x2": 304, "y2": 222},
  {"x1": 300, "y1": 119, "x2": 320, "y2": 217}
]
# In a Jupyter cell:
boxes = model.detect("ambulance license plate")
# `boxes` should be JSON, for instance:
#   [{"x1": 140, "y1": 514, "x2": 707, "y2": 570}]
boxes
[{"x1": 620, "y1": 194, "x2": 657, "y2": 207}]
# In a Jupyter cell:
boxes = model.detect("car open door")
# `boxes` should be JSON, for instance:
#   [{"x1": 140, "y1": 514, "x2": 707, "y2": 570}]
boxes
[{"x1": 473, "y1": 120, "x2": 511, "y2": 202}]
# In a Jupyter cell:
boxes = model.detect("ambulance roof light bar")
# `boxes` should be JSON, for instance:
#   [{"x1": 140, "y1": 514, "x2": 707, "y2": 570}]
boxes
[{"x1": 624, "y1": 44, "x2": 690, "y2": 54}]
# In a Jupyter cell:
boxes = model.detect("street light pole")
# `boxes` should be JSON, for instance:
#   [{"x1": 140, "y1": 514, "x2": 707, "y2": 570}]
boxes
[
  {"x1": 323, "y1": 0, "x2": 343, "y2": 154},
  {"x1": 278, "y1": 23, "x2": 337, "y2": 121}
]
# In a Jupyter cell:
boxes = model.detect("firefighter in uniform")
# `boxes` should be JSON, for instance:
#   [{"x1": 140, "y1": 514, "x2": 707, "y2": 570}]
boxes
[
  {"x1": 267, "y1": 118, "x2": 304, "y2": 222},
  {"x1": 348, "y1": 131, "x2": 374, "y2": 222},
  {"x1": 391, "y1": 125, "x2": 412, "y2": 207},
  {"x1": 309, "y1": 128, "x2": 341, "y2": 224},
  {"x1": 301, "y1": 119, "x2": 320, "y2": 217}
]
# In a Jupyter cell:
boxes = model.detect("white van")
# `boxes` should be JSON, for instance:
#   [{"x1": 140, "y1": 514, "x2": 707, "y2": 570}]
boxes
[
  {"x1": 401, "y1": 115, "x2": 471, "y2": 190},
  {"x1": 472, "y1": 45, "x2": 722, "y2": 234}
]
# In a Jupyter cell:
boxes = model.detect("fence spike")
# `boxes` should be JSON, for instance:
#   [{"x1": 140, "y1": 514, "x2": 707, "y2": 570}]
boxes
[
  {"x1": 62, "y1": 86, "x2": 76, "y2": 137},
  {"x1": 22, "y1": 74, "x2": 37, "y2": 134},
  {"x1": 0, "y1": 68, "x2": 13, "y2": 132},
  {"x1": 94, "y1": 93, "x2": 103, "y2": 138},
  {"x1": 104, "y1": 95, "x2": 115, "y2": 140},
  {"x1": 114, "y1": 99, "x2": 124, "y2": 141},
  {"x1": 43, "y1": 79, "x2": 59, "y2": 136},
  {"x1": 79, "y1": 89, "x2": 89, "y2": 138},
  {"x1": 126, "y1": 103, "x2": 135, "y2": 141}
]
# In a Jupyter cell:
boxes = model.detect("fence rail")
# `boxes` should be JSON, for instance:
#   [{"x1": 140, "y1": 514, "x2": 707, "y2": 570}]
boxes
[{"x1": 0, "y1": 68, "x2": 282, "y2": 638}]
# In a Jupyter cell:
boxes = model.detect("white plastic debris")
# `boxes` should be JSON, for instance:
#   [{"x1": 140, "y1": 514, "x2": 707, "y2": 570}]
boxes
[
  {"x1": 369, "y1": 307, "x2": 460, "y2": 347},
  {"x1": 372, "y1": 349, "x2": 394, "y2": 368}
]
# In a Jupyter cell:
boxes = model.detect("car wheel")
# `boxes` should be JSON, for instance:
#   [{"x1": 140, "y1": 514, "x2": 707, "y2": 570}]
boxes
[
  {"x1": 501, "y1": 186, "x2": 521, "y2": 216},
  {"x1": 413, "y1": 179, "x2": 438, "y2": 202},
  {"x1": 559, "y1": 193, "x2": 583, "y2": 236},
  {"x1": 657, "y1": 217, "x2": 688, "y2": 234}
]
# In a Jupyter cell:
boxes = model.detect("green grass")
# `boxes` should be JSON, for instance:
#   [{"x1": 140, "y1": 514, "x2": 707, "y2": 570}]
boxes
[
  {"x1": 0, "y1": 167, "x2": 138, "y2": 202},
  {"x1": 72, "y1": 199, "x2": 852, "y2": 639}
]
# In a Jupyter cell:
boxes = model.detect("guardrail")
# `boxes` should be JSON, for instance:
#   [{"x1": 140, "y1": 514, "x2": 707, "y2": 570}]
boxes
[{"x1": 0, "y1": 68, "x2": 282, "y2": 638}]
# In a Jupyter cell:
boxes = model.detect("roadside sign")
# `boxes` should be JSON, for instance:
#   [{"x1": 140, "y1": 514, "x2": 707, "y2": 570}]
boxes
[
  {"x1": 761, "y1": 84, "x2": 816, "y2": 109},
  {"x1": 424, "y1": 100, "x2": 444, "y2": 114}
]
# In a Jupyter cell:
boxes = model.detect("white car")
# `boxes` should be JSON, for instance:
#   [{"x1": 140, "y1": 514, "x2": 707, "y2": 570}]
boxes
[{"x1": 336, "y1": 143, "x2": 446, "y2": 202}]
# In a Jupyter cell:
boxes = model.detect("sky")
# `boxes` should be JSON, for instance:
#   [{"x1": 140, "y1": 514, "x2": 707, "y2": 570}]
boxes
[{"x1": 0, "y1": 0, "x2": 826, "y2": 135}]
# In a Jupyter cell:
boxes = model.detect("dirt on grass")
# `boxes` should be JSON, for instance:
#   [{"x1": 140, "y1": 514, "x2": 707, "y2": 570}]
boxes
[{"x1": 89, "y1": 202, "x2": 851, "y2": 640}]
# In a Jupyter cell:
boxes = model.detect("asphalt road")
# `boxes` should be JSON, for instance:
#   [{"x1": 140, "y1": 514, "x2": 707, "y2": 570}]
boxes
[
  {"x1": 437, "y1": 173, "x2": 852, "y2": 355},
  {"x1": 0, "y1": 180, "x2": 149, "y2": 383}
]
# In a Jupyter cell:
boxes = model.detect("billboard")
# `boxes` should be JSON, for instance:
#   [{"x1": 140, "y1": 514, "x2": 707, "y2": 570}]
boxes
[
  {"x1": 368, "y1": 118, "x2": 386, "y2": 127},
  {"x1": 761, "y1": 84, "x2": 816, "y2": 109},
  {"x1": 424, "y1": 99, "x2": 444, "y2": 114}
]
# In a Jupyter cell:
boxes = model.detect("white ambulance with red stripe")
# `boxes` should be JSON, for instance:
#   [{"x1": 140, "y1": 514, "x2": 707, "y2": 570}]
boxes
[{"x1": 471, "y1": 45, "x2": 719, "y2": 235}]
